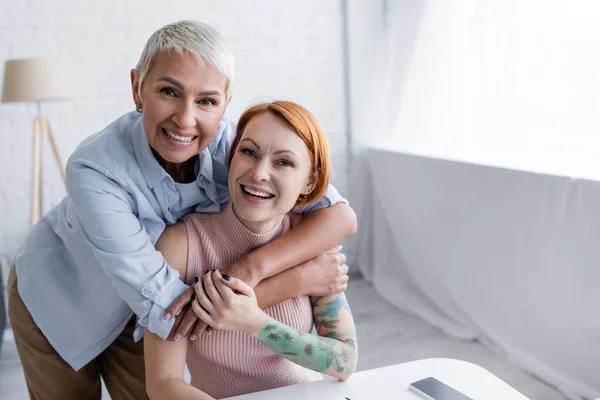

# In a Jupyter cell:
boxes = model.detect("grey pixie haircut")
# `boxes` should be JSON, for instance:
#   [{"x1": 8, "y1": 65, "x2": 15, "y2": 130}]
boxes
[{"x1": 135, "y1": 20, "x2": 235, "y2": 98}]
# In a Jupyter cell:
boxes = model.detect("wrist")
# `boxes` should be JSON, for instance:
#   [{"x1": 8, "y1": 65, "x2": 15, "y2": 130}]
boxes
[
  {"x1": 224, "y1": 256, "x2": 261, "y2": 288},
  {"x1": 242, "y1": 253, "x2": 264, "y2": 287},
  {"x1": 292, "y1": 265, "x2": 309, "y2": 296},
  {"x1": 244, "y1": 309, "x2": 269, "y2": 336}
]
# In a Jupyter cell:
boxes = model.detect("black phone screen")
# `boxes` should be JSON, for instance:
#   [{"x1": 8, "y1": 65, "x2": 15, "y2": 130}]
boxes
[{"x1": 410, "y1": 377, "x2": 474, "y2": 400}]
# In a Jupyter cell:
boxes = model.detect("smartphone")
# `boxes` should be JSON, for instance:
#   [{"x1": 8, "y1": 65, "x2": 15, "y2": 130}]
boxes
[{"x1": 409, "y1": 377, "x2": 474, "y2": 400}]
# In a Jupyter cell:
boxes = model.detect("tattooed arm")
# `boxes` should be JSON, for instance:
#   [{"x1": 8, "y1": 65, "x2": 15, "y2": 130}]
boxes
[
  {"x1": 254, "y1": 293, "x2": 358, "y2": 381},
  {"x1": 194, "y1": 271, "x2": 358, "y2": 382}
]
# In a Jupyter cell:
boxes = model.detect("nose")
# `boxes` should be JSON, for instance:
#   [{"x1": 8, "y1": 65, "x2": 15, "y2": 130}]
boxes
[
  {"x1": 172, "y1": 102, "x2": 197, "y2": 129},
  {"x1": 250, "y1": 159, "x2": 271, "y2": 182}
]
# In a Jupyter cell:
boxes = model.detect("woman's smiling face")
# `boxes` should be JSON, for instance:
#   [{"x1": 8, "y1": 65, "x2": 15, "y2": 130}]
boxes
[
  {"x1": 228, "y1": 112, "x2": 317, "y2": 233},
  {"x1": 131, "y1": 50, "x2": 229, "y2": 165}
]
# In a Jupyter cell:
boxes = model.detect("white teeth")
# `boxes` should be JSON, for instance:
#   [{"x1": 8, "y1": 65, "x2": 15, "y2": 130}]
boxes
[
  {"x1": 242, "y1": 185, "x2": 273, "y2": 198},
  {"x1": 164, "y1": 129, "x2": 194, "y2": 143}
]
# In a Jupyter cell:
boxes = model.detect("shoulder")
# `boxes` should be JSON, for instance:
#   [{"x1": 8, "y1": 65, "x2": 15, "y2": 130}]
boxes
[
  {"x1": 168, "y1": 213, "x2": 217, "y2": 279},
  {"x1": 183, "y1": 212, "x2": 213, "y2": 232},
  {"x1": 67, "y1": 112, "x2": 139, "y2": 175},
  {"x1": 157, "y1": 221, "x2": 188, "y2": 252},
  {"x1": 65, "y1": 112, "x2": 144, "y2": 195},
  {"x1": 156, "y1": 221, "x2": 189, "y2": 276},
  {"x1": 178, "y1": 213, "x2": 216, "y2": 251}
]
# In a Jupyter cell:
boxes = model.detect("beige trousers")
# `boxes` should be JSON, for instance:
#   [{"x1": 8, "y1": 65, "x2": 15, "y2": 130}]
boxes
[{"x1": 7, "y1": 264, "x2": 149, "y2": 400}]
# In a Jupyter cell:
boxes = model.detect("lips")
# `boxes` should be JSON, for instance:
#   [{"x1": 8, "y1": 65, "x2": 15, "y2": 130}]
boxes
[
  {"x1": 161, "y1": 128, "x2": 198, "y2": 144},
  {"x1": 241, "y1": 184, "x2": 275, "y2": 199}
]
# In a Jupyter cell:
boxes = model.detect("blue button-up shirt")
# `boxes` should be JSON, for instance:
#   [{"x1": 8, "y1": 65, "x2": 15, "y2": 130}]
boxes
[{"x1": 14, "y1": 111, "x2": 346, "y2": 370}]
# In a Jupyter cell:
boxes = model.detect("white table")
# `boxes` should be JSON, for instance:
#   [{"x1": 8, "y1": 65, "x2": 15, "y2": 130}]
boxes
[{"x1": 224, "y1": 358, "x2": 530, "y2": 399}]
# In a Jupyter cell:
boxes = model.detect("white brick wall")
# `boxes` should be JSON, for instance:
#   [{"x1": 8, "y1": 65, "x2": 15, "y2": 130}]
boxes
[{"x1": 0, "y1": 0, "x2": 348, "y2": 267}]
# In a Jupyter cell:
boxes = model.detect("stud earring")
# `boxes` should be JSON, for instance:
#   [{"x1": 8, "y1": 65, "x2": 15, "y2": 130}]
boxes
[{"x1": 136, "y1": 104, "x2": 143, "y2": 113}]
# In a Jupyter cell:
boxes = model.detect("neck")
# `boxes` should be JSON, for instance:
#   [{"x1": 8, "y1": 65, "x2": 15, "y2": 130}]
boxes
[
  {"x1": 152, "y1": 149, "x2": 197, "y2": 183},
  {"x1": 231, "y1": 203, "x2": 283, "y2": 234}
]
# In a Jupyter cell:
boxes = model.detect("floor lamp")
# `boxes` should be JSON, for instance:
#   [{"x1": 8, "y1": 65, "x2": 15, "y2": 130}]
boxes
[{"x1": 1, "y1": 58, "x2": 73, "y2": 225}]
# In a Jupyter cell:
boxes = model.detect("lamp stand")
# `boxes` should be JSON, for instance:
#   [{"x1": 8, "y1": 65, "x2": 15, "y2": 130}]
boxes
[{"x1": 31, "y1": 101, "x2": 65, "y2": 226}]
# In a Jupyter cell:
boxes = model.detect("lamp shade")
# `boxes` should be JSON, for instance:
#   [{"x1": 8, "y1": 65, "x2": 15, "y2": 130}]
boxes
[{"x1": 1, "y1": 58, "x2": 73, "y2": 103}]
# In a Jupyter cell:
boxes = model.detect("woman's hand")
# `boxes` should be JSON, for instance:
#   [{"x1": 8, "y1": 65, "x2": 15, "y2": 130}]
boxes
[
  {"x1": 164, "y1": 257, "x2": 258, "y2": 340},
  {"x1": 298, "y1": 246, "x2": 349, "y2": 297},
  {"x1": 165, "y1": 247, "x2": 348, "y2": 340},
  {"x1": 191, "y1": 270, "x2": 269, "y2": 335}
]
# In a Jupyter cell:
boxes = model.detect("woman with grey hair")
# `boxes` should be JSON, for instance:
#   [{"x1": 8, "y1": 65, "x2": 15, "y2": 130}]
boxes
[{"x1": 7, "y1": 20, "x2": 355, "y2": 400}]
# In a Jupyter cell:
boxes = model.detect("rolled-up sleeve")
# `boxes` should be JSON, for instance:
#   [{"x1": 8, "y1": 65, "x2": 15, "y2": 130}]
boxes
[
  {"x1": 292, "y1": 184, "x2": 349, "y2": 214},
  {"x1": 66, "y1": 159, "x2": 188, "y2": 339}
]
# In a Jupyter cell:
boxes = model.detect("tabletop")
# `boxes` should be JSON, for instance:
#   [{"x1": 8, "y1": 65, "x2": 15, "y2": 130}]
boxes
[{"x1": 224, "y1": 358, "x2": 530, "y2": 400}]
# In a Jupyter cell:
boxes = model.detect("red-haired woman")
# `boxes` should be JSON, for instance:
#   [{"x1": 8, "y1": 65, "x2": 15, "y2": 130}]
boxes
[{"x1": 145, "y1": 101, "x2": 358, "y2": 400}]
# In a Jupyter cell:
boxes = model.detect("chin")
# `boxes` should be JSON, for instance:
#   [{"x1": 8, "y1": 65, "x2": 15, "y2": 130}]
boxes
[
  {"x1": 233, "y1": 202, "x2": 267, "y2": 222},
  {"x1": 237, "y1": 209, "x2": 265, "y2": 222},
  {"x1": 156, "y1": 147, "x2": 199, "y2": 164}
]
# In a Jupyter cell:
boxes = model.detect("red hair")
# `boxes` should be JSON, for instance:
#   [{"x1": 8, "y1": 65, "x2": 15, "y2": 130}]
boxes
[{"x1": 230, "y1": 101, "x2": 330, "y2": 206}]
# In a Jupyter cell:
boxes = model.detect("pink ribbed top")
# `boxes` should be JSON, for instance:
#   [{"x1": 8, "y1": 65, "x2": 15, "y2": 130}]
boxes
[{"x1": 183, "y1": 202, "x2": 322, "y2": 399}]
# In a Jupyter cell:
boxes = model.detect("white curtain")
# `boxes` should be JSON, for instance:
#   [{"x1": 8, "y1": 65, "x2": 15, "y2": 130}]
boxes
[
  {"x1": 366, "y1": 149, "x2": 600, "y2": 399},
  {"x1": 346, "y1": 0, "x2": 426, "y2": 278},
  {"x1": 346, "y1": 1, "x2": 600, "y2": 398}
]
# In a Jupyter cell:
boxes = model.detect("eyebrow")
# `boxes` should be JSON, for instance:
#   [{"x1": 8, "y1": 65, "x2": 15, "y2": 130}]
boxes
[
  {"x1": 157, "y1": 77, "x2": 223, "y2": 97},
  {"x1": 240, "y1": 138, "x2": 299, "y2": 158}
]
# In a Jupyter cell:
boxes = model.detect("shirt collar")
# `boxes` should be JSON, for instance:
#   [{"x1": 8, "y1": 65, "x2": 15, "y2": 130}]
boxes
[{"x1": 131, "y1": 114, "x2": 170, "y2": 189}]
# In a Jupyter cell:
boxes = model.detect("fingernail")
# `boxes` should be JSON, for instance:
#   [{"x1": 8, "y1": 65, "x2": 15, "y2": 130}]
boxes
[
  {"x1": 194, "y1": 276, "x2": 199, "y2": 283},
  {"x1": 191, "y1": 294, "x2": 196, "y2": 301},
  {"x1": 190, "y1": 335, "x2": 197, "y2": 341},
  {"x1": 163, "y1": 313, "x2": 171, "y2": 321},
  {"x1": 174, "y1": 333, "x2": 182, "y2": 341},
  {"x1": 221, "y1": 273, "x2": 231, "y2": 281}
]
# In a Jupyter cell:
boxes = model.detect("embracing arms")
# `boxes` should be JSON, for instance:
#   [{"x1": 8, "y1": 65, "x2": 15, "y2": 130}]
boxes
[
  {"x1": 66, "y1": 161, "x2": 188, "y2": 339},
  {"x1": 167, "y1": 196, "x2": 357, "y2": 338},
  {"x1": 146, "y1": 221, "x2": 356, "y2": 399},
  {"x1": 191, "y1": 271, "x2": 358, "y2": 381},
  {"x1": 228, "y1": 199, "x2": 357, "y2": 287},
  {"x1": 156, "y1": 216, "x2": 351, "y2": 340},
  {"x1": 68, "y1": 157, "x2": 355, "y2": 343}
]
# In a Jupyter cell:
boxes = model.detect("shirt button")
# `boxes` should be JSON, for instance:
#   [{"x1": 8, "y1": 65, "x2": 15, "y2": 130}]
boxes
[{"x1": 142, "y1": 287, "x2": 152, "y2": 297}]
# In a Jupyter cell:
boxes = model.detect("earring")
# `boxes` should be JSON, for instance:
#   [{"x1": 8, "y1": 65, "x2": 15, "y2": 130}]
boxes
[
  {"x1": 136, "y1": 104, "x2": 143, "y2": 113},
  {"x1": 299, "y1": 188, "x2": 312, "y2": 200}
]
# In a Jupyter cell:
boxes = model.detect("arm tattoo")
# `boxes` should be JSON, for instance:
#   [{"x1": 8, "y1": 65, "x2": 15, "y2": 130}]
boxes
[
  {"x1": 312, "y1": 295, "x2": 351, "y2": 332},
  {"x1": 255, "y1": 318, "x2": 357, "y2": 379},
  {"x1": 254, "y1": 294, "x2": 358, "y2": 380}
]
